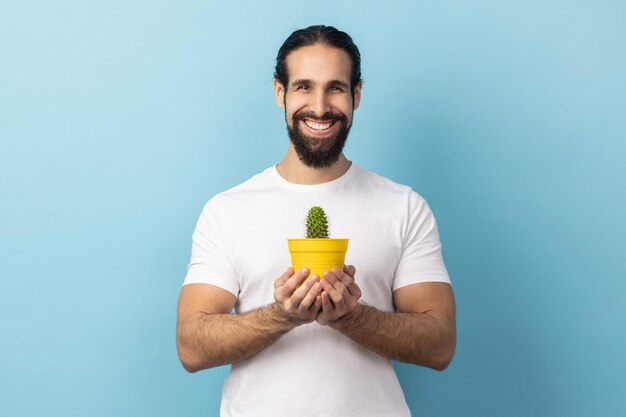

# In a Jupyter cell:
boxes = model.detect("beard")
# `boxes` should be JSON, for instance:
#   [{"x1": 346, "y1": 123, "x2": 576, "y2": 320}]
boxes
[{"x1": 286, "y1": 109, "x2": 352, "y2": 168}]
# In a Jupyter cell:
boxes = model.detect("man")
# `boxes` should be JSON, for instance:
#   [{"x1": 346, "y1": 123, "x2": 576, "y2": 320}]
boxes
[{"x1": 177, "y1": 25, "x2": 456, "y2": 417}]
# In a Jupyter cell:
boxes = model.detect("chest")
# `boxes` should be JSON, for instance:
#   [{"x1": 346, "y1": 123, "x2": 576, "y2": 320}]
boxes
[{"x1": 223, "y1": 196, "x2": 405, "y2": 313}]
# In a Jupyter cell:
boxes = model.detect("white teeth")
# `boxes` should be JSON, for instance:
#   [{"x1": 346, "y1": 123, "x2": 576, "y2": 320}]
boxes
[{"x1": 304, "y1": 120, "x2": 333, "y2": 130}]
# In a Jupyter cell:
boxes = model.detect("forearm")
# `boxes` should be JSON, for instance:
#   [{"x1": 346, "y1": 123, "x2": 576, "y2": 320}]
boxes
[
  {"x1": 177, "y1": 303, "x2": 297, "y2": 372},
  {"x1": 332, "y1": 304, "x2": 456, "y2": 370}
]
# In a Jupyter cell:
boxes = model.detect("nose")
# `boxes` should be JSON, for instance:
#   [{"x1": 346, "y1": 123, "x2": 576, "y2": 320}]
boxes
[{"x1": 311, "y1": 90, "x2": 331, "y2": 118}]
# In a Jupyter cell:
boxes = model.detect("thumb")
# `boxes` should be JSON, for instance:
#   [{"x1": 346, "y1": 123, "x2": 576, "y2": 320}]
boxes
[{"x1": 274, "y1": 267, "x2": 294, "y2": 289}]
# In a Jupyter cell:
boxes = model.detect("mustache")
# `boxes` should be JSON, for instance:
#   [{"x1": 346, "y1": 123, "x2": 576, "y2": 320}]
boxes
[{"x1": 292, "y1": 111, "x2": 347, "y2": 123}]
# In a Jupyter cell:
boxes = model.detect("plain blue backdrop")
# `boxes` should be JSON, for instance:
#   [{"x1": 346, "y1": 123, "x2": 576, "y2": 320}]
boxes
[{"x1": 1, "y1": 1, "x2": 625, "y2": 416}]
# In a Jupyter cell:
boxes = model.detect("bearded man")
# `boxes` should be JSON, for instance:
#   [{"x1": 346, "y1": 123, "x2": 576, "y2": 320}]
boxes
[{"x1": 176, "y1": 25, "x2": 456, "y2": 417}]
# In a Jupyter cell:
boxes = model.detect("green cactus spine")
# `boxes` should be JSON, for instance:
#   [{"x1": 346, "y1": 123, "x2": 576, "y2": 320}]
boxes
[{"x1": 306, "y1": 206, "x2": 330, "y2": 239}]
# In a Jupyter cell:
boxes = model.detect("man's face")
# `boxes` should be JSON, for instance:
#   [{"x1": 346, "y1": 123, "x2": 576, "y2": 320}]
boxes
[{"x1": 274, "y1": 44, "x2": 362, "y2": 168}]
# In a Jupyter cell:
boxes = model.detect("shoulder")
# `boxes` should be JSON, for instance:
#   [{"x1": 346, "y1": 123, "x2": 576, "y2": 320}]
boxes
[
  {"x1": 353, "y1": 164, "x2": 427, "y2": 205},
  {"x1": 201, "y1": 166, "x2": 277, "y2": 211}
]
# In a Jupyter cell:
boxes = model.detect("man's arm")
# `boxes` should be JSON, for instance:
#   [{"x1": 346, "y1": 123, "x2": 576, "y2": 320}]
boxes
[
  {"x1": 317, "y1": 267, "x2": 456, "y2": 371},
  {"x1": 176, "y1": 267, "x2": 322, "y2": 373}
]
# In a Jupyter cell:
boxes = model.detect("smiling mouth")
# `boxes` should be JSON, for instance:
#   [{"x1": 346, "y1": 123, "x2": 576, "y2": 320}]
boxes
[{"x1": 303, "y1": 119, "x2": 336, "y2": 131}]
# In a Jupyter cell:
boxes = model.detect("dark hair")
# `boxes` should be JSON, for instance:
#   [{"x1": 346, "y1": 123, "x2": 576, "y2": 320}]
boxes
[{"x1": 274, "y1": 25, "x2": 362, "y2": 96}]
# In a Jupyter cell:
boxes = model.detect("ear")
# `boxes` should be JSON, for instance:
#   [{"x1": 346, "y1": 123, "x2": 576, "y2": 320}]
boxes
[
  {"x1": 352, "y1": 80, "x2": 362, "y2": 111},
  {"x1": 274, "y1": 79, "x2": 285, "y2": 109}
]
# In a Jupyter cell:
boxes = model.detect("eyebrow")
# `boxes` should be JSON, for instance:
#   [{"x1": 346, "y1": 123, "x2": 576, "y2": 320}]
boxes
[{"x1": 290, "y1": 79, "x2": 349, "y2": 88}]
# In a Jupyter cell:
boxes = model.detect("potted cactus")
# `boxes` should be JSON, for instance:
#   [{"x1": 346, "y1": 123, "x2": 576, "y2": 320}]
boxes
[{"x1": 288, "y1": 206, "x2": 349, "y2": 284}]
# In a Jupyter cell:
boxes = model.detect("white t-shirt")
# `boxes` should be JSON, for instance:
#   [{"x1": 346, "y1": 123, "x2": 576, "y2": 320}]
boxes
[{"x1": 184, "y1": 162, "x2": 450, "y2": 417}]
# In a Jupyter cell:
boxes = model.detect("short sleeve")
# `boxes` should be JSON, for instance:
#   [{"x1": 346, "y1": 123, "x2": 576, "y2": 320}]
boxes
[
  {"x1": 183, "y1": 198, "x2": 239, "y2": 296},
  {"x1": 392, "y1": 191, "x2": 450, "y2": 291}
]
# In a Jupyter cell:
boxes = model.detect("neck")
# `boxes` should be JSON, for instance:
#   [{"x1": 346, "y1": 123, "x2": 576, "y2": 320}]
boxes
[{"x1": 276, "y1": 145, "x2": 351, "y2": 185}]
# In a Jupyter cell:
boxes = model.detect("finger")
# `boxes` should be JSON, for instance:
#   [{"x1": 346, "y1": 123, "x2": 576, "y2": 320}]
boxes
[
  {"x1": 299, "y1": 280, "x2": 322, "y2": 310},
  {"x1": 283, "y1": 267, "x2": 309, "y2": 292},
  {"x1": 289, "y1": 274, "x2": 319, "y2": 308},
  {"x1": 313, "y1": 294, "x2": 322, "y2": 311},
  {"x1": 320, "y1": 278, "x2": 345, "y2": 305},
  {"x1": 320, "y1": 271, "x2": 361, "y2": 310},
  {"x1": 333, "y1": 267, "x2": 360, "y2": 297},
  {"x1": 276, "y1": 268, "x2": 308, "y2": 299},
  {"x1": 332, "y1": 267, "x2": 354, "y2": 284},
  {"x1": 343, "y1": 264, "x2": 356, "y2": 279},
  {"x1": 274, "y1": 267, "x2": 294, "y2": 289},
  {"x1": 347, "y1": 281, "x2": 362, "y2": 299},
  {"x1": 321, "y1": 291, "x2": 332, "y2": 313},
  {"x1": 325, "y1": 270, "x2": 350, "y2": 297}
]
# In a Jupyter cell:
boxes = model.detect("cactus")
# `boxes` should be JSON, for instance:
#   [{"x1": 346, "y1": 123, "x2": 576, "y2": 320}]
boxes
[{"x1": 306, "y1": 206, "x2": 330, "y2": 238}]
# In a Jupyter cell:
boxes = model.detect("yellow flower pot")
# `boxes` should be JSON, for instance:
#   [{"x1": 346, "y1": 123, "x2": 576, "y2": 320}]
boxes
[{"x1": 287, "y1": 238, "x2": 349, "y2": 283}]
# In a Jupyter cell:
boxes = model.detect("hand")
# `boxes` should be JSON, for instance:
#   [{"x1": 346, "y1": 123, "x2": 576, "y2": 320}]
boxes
[
  {"x1": 316, "y1": 265, "x2": 362, "y2": 326},
  {"x1": 274, "y1": 267, "x2": 323, "y2": 325}
]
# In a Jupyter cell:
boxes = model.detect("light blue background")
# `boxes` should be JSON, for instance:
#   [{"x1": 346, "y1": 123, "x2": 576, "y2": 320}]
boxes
[{"x1": 1, "y1": 1, "x2": 625, "y2": 416}]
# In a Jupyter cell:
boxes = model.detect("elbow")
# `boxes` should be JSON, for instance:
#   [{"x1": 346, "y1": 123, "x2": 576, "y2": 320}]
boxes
[
  {"x1": 180, "y1": 360, "x2": 198, "y2": 374},
  {"x1": 431, "y1": 339, "x2": 456, "y2": 371},
  {"x1": 177, "y1": 344, "x2": 201, "y2": 373},
  {"x1": 177, "y1": 333, "x2": 206, "y2": 373},
  {"x1": 405, "y1": 345, "x2": 455, "y2": 371},
  {"x1": 431, "y1": 320, "x2": 456, "y2": 371},
  {"x1": 177, "y1": 338, "x2": 222, "y2": 373},
  {"x1": 430, "y1": 353, "x2": 453, "y2": 371},
  {"x1": 177, "y1": 334, "x2": 224, "y2": 372},
  {"x1": 178, "y1": 349, "x2": 199, "y2": 373},
  {"x1": 178, "y1": 348, "x2": 211, "y2": 373},
  {"x1": 182, "y1": 361, "x2": 201, "y2": 374},
  {"x1": 420, "y1": 331, "x2": 456, "y2": 371}
]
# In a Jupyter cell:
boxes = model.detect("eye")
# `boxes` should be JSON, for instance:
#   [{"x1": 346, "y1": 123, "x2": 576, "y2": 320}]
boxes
[
  {"x1": 330, "y1": 85, "x2": 344, "y2": 92},
  {"x1": 296, "y1": 84, "x2": 310, "y2": 91}
]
